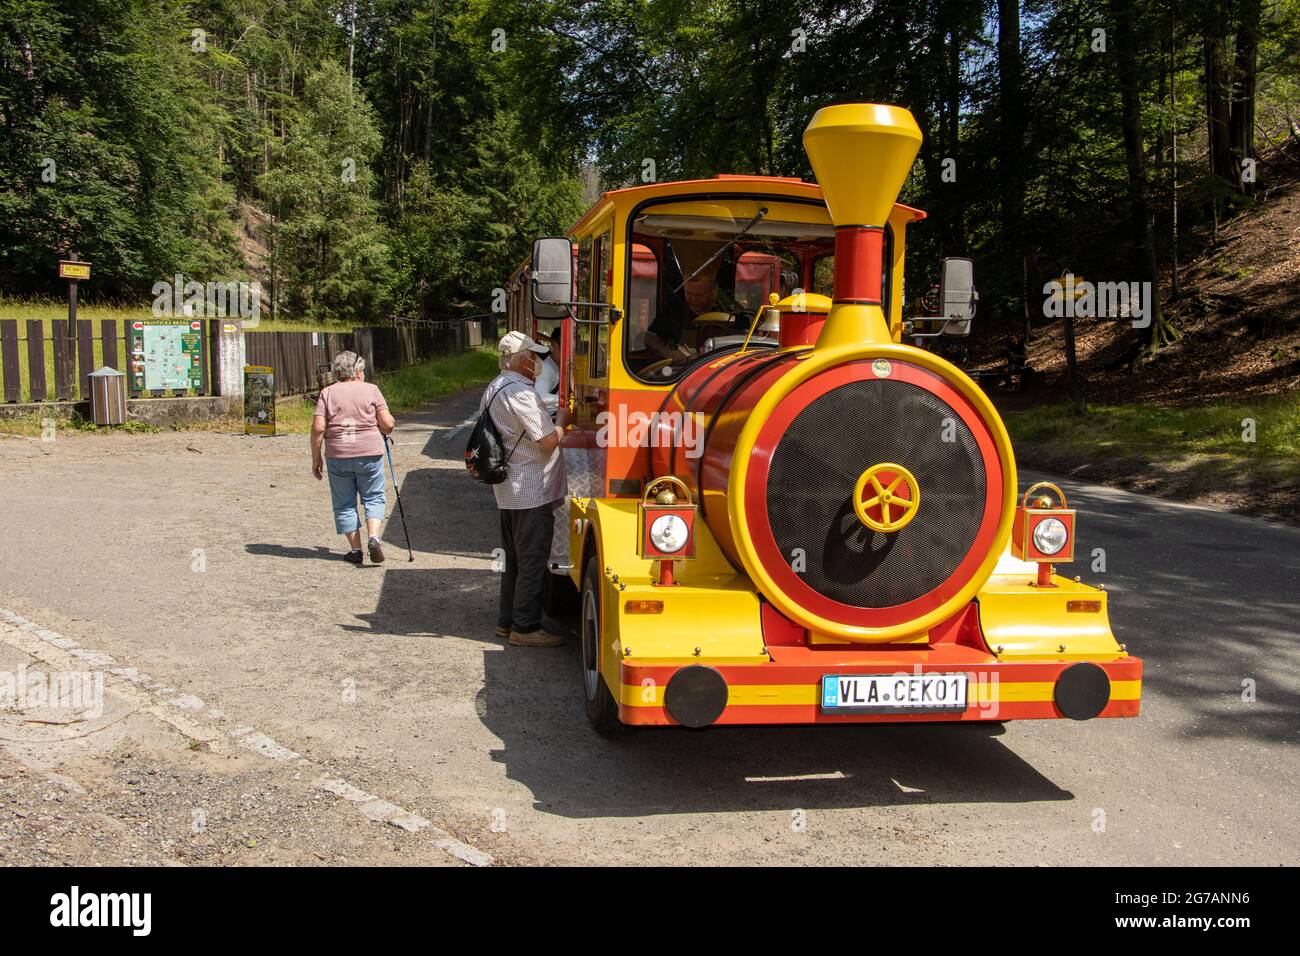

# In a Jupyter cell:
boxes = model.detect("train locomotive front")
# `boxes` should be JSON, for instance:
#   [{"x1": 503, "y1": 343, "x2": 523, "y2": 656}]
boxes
[{"x1": 530, "y1": 104, "x2": 1142, "y2": 732}]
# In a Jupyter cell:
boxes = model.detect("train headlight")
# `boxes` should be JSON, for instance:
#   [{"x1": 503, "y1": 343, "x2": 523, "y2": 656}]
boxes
[
  {"x1": 649, "y1": 514, "x2": 689, "y2": 553},
  {"x1": 638, "y1": 477, "x2": 697, "y2": 583},
  {"x1": 1032, "y1": 517, "x2": 1069, "y2": 556},
  {"x1": 1011, "y1": 482, "x2": 1076, "y2": 585}
]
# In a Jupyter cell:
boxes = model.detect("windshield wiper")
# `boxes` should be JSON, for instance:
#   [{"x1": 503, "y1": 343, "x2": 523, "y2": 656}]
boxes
[{"x1": 672, "y1": 207, "x2": 768, "y2": 293}]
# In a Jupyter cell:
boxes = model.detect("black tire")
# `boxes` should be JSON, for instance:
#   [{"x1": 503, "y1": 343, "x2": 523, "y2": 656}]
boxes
[
  {"x1": 581, "y1": 553, "x2": 623, "y2": 736},
  {"x1": 542, "y1": 570, "x2": 580, "y2": 617}
]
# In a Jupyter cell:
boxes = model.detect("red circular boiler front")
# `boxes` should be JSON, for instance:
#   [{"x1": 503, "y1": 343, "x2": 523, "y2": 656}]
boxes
[
  {"x1": 654, "y1": 350, "x2": 1005, "y2": 635},
  {"x1": 742, "y1": 359, "x2": 1003, "y2": 628},
  {"x1": 687, "y1": 357, "x2": 1003, "y2": 631}
]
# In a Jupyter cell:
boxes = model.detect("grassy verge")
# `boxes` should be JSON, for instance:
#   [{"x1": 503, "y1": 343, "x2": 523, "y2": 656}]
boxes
[
  {"x1": 1004, "y1": 393, "x2": 1300, "y2": 519},
  {"x1": 1005, "y1": 394, "x2": 1300, "y2": 461},
  {"x1": 0, "y1": 347, "x2": 499, "y2": 438}
]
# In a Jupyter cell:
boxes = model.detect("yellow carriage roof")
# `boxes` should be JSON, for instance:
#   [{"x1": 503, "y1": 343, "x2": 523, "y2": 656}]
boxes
[{"x1": 568, "y1": 174, "x2": 926, "y2": 235}]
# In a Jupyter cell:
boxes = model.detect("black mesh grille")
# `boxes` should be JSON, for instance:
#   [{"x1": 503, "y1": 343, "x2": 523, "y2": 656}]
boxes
[{"x1": 764, "y1": 375, "x2": 988, "y2": 609}]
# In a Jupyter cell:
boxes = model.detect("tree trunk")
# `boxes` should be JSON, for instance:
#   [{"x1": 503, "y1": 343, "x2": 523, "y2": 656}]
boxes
[
  {"x1": 1169, "y1": 0, "x2": 1180, "y2": 298},
  {"x1": 1230, "y1": 0, "x2": 1261, "y2": 196},
  {"x1": 1203, "y1": 2, "x2": 1234, "y2": 197},
  {"x1": 945, "y1": 20, "x2": 965, "y2": 251},
  {"x1": 1112, "y1": 0, "x2": 1178, "y2": 352},
  {"x1": 997, "y1": 0, "x2": 1024, "y2": 321}
]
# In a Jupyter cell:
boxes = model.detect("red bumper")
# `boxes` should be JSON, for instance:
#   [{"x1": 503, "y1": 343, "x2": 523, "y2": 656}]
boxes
[{"x1": 618, "y1": 644, "x2": 1142, "y2": 726}]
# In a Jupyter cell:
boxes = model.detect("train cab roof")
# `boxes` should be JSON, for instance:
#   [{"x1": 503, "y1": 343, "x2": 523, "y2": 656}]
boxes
[{"x1": 569, "y1": 174, "x2": 926, "y2": 236}]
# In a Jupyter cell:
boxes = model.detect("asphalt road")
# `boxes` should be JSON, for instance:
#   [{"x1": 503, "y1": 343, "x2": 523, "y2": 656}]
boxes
[{"x1": 0, "y1": 389, "x2": 1295, "y2": 865}]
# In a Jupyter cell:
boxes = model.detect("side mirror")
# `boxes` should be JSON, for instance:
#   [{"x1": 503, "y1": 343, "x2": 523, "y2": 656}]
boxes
[
  {"x1": 531, "y1": 237, "x2": 574, "y2": 319},
  {"x1": 939, "y1": 257, "x2": 977, "y2": 335}
]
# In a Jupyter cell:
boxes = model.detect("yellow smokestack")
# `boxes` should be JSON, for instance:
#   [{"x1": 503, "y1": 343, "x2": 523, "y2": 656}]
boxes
[{"x1": 803, "y1": 104, "x2": 922, "y2": 348}]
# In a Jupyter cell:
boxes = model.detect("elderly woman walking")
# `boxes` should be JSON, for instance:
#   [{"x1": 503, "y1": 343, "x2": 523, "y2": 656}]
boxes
[{"x1": 311, "y1": 351, "x2": 396, "y2": 564}]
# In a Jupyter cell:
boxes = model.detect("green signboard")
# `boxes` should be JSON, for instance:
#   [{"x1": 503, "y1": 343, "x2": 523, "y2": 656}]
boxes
[
  {"x1": 126, "y1": 319, "x2": 204, "y2": 392},
  {"x1": 244, "y1": 365, "x2": 275, "y2": 436}
]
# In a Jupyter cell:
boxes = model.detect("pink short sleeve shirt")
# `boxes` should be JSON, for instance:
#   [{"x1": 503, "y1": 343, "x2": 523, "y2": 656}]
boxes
[{"x1": 315, "y1": 381, "x2": 389, "y2": 458}]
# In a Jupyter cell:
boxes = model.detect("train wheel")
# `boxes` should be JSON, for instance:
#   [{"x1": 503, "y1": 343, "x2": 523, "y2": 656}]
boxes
[{"x1": 581, "y1": 554, "x2": 623, "y2": 736}]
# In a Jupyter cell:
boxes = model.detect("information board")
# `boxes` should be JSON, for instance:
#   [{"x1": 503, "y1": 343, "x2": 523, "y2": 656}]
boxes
[
  {"x1": 244, "y1": 365, "x2": 275, "y2": 436},
  {"x1": 126, "y1": 320, "x2": 204, "y2": 392}
]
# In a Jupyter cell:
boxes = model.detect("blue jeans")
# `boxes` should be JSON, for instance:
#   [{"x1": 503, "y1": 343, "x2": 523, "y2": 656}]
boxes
[{"x1": 326, "y1": 455, "x2": 386, "y2": 534}]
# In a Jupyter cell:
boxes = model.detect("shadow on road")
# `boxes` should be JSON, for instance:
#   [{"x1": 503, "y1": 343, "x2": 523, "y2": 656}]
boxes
[
  {"x1": 245, "y1": 544, "x2": 338, "y2": 561},
  {"x1": 474, "y1": 637, "x2": 1073, "y2": 818},
  {"x1": 1055, "y1": 474, "x2": 1300, "y2": 746}
]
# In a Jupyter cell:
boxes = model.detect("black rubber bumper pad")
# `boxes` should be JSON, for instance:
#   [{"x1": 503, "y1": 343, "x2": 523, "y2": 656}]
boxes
[
  {"x1": 1054, "y1": 661, "x2": 1112, "y2": 720},
  {"x1": 664, "y1": 665, "x2": 730, "y2": 728}
]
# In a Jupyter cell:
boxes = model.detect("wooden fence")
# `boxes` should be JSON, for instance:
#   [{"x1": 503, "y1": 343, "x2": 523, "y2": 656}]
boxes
[
  {"x1": 0, "y1": 319, "x2": 470, "y2": 404},
  {"x1": 244, "y1": 329, "x2": 352, "y2": 398}
]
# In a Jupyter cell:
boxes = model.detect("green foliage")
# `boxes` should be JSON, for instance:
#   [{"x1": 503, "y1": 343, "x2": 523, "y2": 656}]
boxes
[
  {"x1": 258, "y1": 60, "x2": 393, "y2": 321},
  {"x1": 391, "y1": 113, "x2": 584, "y2": 318},
  {"x1": 0, "y1": 0, "x2": 239, "y2": 297},
  {"x1": 2, "y1": 0, "x2": 1296, "y2": 337}
]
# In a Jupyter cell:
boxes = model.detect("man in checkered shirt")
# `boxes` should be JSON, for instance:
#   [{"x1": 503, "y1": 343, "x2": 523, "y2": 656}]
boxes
[{"x1": 482, "y1": 331, "x2": 571, "y2": 647}]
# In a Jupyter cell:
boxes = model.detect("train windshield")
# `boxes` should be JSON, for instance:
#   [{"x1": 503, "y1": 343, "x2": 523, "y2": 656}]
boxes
[{"x1": 626, "y1": 207, "x2": 836, "y2": 383}]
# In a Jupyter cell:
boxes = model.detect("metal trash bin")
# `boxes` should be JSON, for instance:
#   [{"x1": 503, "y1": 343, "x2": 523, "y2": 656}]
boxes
[{"x1": 88, "y1": 367, "x2": 127, "y2": 425}]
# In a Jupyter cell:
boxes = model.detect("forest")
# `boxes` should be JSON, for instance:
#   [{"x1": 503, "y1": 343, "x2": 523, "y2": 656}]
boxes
[{"x1": 1, "y1": 0, "x2": 1297, "y2": 342}]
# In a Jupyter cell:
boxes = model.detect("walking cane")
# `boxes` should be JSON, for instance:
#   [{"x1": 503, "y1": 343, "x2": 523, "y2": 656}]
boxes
[{"x1": 383, "y1": 435, "x2": 415, "y2": 562}]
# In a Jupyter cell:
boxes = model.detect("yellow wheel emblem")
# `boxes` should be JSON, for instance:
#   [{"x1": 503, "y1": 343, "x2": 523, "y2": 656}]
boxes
[{"x1": 853, "y1": 463, "x2": 920, "y2": 533}]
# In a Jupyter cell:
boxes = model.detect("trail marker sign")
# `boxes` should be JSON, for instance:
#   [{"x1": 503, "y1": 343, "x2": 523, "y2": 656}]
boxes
[
  {"x1": 60, "y1": 254, "x2": 90, "y2": 384},
  {"x1": 244, "y1": 365, "x2": 275, "y2": 436},
  {"x1": 58, "y1": 260, "x2": 91, "y2": 280}
]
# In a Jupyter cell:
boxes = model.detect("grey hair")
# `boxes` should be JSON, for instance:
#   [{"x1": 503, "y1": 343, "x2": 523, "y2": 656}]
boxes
[{"x1": 332, "y1": 351, "x2": 365, "y2": 382}]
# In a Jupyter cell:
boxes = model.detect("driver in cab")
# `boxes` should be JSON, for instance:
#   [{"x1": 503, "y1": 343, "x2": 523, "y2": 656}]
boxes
[{"x1": 643, "y1": 260, "x2": 737, "y2": 365}]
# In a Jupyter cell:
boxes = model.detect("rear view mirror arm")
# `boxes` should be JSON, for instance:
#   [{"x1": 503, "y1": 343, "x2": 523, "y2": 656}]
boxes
[{"x1": 530, "y1": 277, "x2": 622, "y2": 324}]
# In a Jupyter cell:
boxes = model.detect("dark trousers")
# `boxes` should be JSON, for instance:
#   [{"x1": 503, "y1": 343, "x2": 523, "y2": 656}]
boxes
[{"x1": 498, "y1": 502, "x2": 556, "y2": 633}]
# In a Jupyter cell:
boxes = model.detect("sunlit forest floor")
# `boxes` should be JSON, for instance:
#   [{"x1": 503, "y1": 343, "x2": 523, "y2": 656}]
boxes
[{"x1": 987, "y1": 147, "x2": 1300, "y2": 522}]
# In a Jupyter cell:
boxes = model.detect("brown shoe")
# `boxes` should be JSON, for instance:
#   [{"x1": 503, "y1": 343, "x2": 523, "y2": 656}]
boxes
[
  {"x1": 494, "y1": 624, "x2": 511, "y2": 639},
  {"x1": 509, "y1": 629, "x2": 564, "y2": 647}
]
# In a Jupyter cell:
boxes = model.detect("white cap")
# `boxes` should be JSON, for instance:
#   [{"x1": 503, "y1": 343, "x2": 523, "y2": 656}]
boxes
[{"x1": 499, "y1": 330, "x2": 549, "y2": 356}]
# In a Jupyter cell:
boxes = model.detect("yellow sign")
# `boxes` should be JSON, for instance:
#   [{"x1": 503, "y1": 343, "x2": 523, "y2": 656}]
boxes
[
  {"x1": 58, "y1": 260, "x2": 91, "y2": 280},
  {"x1": 853, "y1": 462, "x2": 920, "y2": 533}
]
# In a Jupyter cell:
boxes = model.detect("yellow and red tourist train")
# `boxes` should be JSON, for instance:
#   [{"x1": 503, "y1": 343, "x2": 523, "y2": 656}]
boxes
[{"x1": 505, "y1": 103, "x2": 1141, "y2": 733}]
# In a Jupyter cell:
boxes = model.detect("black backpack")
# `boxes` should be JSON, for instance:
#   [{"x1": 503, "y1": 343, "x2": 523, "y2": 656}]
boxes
[{"x1": 465, "y1": 383, "x2": 525, "y2": 484}]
